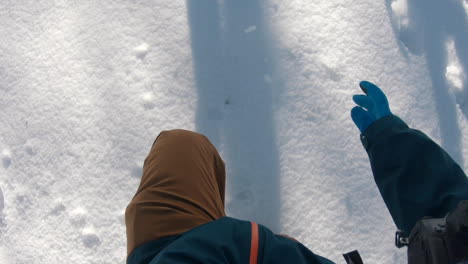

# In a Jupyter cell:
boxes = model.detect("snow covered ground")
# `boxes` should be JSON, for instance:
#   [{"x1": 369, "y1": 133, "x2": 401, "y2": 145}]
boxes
[{"x1": 0, "y1": 0, "x2": 467, "y2": 263}]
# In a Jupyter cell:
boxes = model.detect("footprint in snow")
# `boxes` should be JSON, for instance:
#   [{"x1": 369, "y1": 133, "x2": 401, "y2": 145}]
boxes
[
  {"x1": 81, "y1": 227, "x2": 102, "y2": 248},
  {"x1": 68, "y1": 207, "x2": 102, "y2": 248},
  {"x1": 24, "y1": 141, "x2": 37, "y2": 156},
  {"x1": 49, "y1": 202, "x2": 66, "y2": 216},
  {"x1": 69, "y1": 207, "x2": 87, "y2": 228},
  {"x1": 82, "y1": 233, "x2": 102, "y2": 248},
  {"x1": 1, "y1": 149, "x2": 11, "y2": 169}
]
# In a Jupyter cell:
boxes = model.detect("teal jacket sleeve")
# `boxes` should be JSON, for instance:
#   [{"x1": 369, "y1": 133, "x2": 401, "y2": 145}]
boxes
[{"x1": 361, "y1": 114, "x2": 468, "y2": 234}]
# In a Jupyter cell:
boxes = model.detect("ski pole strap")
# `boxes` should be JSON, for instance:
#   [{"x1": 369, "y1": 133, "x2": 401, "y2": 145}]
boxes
[
  {"x1": 250, "y1": 222, "x2": 259, "y2": 264},
  {"x1": 343, "y1": 250, "x2": 364, "y2": 264}
]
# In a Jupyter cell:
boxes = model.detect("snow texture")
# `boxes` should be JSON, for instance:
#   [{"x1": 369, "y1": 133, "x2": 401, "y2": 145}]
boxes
[{"x1": 0, "y1": 0, "x2": 467, "y2": 263}]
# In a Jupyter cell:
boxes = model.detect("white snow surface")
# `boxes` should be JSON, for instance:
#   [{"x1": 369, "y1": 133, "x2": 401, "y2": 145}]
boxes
[{"x1": 0, "y1": 0, "x2": 467, "y2": 263}]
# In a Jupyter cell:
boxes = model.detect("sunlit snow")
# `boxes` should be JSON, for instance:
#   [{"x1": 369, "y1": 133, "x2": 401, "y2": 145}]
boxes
[{"x1": 0, "y1": 1, "x2": 467, "y2": 264}]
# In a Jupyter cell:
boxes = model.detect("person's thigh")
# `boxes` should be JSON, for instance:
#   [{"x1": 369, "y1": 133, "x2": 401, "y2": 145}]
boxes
[{"x1": 125, "y1": 129, "x2": 226, "y2": 256}]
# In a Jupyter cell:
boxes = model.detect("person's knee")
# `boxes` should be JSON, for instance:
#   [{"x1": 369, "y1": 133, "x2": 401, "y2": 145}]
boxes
[
  {"x1": 166, "y1": 129, "x2": 203, "y2": 139},
  {"x1": 153, "y1": 129, "x2": 208, "y2": 147}
]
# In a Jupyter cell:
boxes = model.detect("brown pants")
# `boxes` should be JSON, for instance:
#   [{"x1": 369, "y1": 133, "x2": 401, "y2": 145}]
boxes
[{"x1": 125, "y1": 129, "x2": 227, "y2": 257}]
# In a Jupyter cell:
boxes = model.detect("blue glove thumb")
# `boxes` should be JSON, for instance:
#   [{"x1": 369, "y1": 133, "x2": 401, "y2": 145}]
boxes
[{"x1": 351, "y1": 81, "x2": 392, "y2": 133}]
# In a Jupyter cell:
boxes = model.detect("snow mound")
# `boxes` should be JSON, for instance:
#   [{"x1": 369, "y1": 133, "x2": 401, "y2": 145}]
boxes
[{"x1": 134, "y1": 43, "x2": 151, "y2": 59}]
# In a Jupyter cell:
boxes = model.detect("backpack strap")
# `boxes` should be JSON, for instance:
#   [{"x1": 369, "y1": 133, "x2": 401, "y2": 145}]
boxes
[
  {"x1": 395, "y1": 200, "x2": 468, "y2": 264},
  {"x1": 250, "y1": 222, "x2": 259, "y2": 264}
]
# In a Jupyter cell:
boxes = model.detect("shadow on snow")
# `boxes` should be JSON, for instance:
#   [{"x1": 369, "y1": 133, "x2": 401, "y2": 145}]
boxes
[
  {"x1": 385, "y1": 0, "x2": 468, "y2": 167},
  {"x1": 187, "y1": 0, "x2": 282, "y2": 232}
]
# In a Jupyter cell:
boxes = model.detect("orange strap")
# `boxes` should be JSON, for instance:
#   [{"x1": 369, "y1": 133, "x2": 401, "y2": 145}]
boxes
[{"x1": 250, "y1": 222, "x2": 259, "y2": 264}]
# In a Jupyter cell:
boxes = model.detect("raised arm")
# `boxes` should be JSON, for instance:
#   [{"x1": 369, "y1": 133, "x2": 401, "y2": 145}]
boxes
[{"x1": 351, "y1": 81, "x2": 468, "y2": 235}]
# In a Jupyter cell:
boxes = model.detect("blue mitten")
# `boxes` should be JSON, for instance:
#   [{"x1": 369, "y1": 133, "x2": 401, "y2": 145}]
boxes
[{"x1": 351, "y1": 81, "x2": 392, "y2": 133}]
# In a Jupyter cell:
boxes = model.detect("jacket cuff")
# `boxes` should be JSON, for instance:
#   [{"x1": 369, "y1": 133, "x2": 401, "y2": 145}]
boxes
[{"x1": 360, "y1": 114, "x2": 409, "y2": 150}]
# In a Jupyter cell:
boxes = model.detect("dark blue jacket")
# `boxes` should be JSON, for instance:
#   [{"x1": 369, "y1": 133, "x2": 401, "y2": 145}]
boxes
[
  {"x1": 128, "y1": 216, "x2": 334, "y2": 264},
  {"x1": 128, "y1": 115, "x2": 468, "y2": 264}
]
